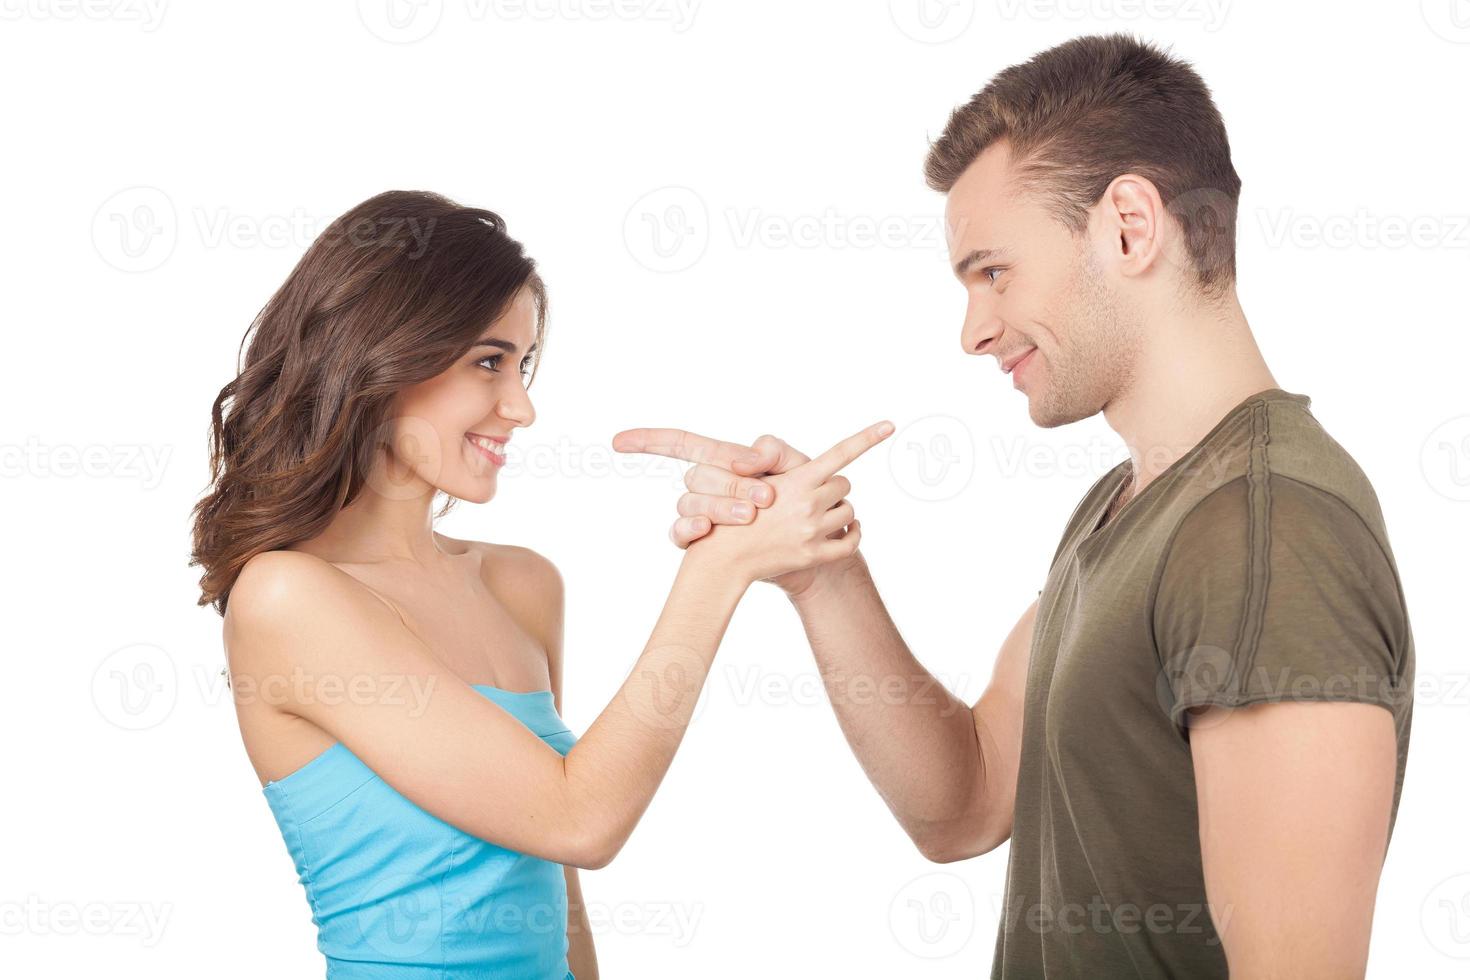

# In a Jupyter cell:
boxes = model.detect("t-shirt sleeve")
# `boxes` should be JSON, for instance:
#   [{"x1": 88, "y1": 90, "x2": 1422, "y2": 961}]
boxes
[{"x1": 1152, "y1": 473, "x2": 1411, "y2": 738}]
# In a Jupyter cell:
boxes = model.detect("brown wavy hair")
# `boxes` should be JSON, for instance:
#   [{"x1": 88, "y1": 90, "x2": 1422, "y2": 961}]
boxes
[{"x1": 190, "y1": 190, "x2": 547, "y2": 615}]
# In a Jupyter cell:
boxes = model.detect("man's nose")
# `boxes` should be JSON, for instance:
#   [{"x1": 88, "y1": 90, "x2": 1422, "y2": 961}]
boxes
[{"x1": 960, "y1": 295, "x2": 1003, "y2": 357}]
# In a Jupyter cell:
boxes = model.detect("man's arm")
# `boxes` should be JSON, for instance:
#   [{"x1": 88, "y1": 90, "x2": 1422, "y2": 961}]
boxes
[
  {"x1": 612, "y1": 427, "x2": 1034, "y2": 862},
  {"x1": 1156, "y1": 473, "x2": 1410, "y2": 977},
  {"x1": 787, "y1": 558, "x2": 1034, "y2": 861},
  {"x1": 1187, "y1": 701, "x2": 1396, "y2": 978}
]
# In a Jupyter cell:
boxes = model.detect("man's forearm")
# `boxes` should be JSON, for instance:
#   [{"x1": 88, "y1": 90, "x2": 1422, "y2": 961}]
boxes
[{"x1": 786, "y1": 555, "x2": 997, "y2": 857}]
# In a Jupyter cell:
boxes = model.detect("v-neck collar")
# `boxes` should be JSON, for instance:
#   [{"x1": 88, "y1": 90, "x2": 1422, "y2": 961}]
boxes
[{"x1": 1083, "y1": 386, "x2": 1311, "y2": 539}]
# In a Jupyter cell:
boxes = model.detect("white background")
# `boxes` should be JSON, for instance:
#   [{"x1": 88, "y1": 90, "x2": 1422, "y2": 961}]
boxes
[{"x1": 3, "y1": 1, "x2": 1469, "y2": 976}]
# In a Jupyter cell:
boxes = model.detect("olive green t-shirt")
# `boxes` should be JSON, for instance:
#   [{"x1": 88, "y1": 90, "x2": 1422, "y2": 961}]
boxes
[{"x1": 991, "y1": 387, "x2": 1414, "y2": 978}]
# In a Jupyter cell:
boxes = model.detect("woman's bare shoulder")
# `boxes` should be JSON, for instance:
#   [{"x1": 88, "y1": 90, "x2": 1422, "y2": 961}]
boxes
[
  {"x1": 438, "y1": 534, "x2": 564, "y2": 596},
  {"x1": 224, "y1": 550, "x2": 401, "y2": 671},
  {"x1": 449, "y1": 538, "x2": 565, "y2": 655},
  {"x1": 229, "y1": 549, "x2": 360, "y2": 613}
]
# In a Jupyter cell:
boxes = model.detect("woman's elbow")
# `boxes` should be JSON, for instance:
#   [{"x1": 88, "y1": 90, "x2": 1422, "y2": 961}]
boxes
[{"x1": 562, "y1": 825, "x2": 627, "y2": 871}]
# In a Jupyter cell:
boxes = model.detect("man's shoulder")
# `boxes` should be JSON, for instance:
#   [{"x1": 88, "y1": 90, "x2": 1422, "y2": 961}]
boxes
[
  {"x1": 1182, "y1": 395, "x2": 1391, "y2": 543},
  {"x1": 1261, "y1": 398, "x2": 1389, "y2": 531},
  {"x1": 1158, "y1": 398, "x2": 1404, "y2": 596}
]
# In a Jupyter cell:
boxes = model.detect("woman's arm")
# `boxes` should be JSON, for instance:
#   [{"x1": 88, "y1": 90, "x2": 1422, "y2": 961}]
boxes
[
  {"x1": 564, "y1": 865, "x2": 598, "y2": 979},
  {"x1": 227, "y1": 546, "x2": 744, "y2": 869},
  {"x1": 534, "y1": 547, "x2": 599, "y2": 978},
  {"x1": 223, "y1": 420, "x2": 890, "y2": 870}
]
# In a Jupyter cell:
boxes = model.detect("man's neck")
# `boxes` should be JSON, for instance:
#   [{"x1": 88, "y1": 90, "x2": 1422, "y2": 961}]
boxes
[{"x1": 1103, "y1": 293, "x2": 1278, "y2": 495}]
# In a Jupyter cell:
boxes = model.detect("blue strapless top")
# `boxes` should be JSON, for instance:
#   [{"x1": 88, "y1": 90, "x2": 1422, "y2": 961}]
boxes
[{"x1": 262, "y1": 685, "x2": 578, "y2": 979}]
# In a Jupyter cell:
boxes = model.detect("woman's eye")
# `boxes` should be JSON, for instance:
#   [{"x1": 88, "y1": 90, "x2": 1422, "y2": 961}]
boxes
[{"x1": 476, "y1": 352, "x2": 535, "y2": 380}]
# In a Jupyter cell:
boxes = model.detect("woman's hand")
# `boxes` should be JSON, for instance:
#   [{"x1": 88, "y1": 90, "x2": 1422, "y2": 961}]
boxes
[
  {"x1": 612, "y1": 425, "x2": 882, "y2": 598},
  {"x1": 682, "y1": 421, "x2": 892, "y2": 585}
]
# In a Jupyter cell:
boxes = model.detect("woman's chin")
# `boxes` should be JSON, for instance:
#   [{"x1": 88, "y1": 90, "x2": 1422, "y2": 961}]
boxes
[
  {"x1": 453, "y1": 450, "x2": 503, "y2": 504},
  {"x1": 438, "y1": 474, "x2": 497, "y2": 505},
  {"x1": 466, "y1": 480, "x2": 497, "y2": 505}
]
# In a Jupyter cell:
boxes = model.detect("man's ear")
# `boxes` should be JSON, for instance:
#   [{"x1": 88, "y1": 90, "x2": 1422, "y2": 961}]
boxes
[{"x1": 1098, "y1": 173, "x2": 1167, "y2": 281}]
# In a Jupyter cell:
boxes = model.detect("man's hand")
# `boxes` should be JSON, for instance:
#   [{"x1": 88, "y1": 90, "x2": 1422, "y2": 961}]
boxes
[{"x1": 611, "y1": 428, "x2": 866, "y2": 597}]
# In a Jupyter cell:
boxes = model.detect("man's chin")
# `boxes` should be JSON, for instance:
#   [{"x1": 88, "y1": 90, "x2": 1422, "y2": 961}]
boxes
[
  {"x1": 1026, "y1": 391, "x2": 1095, "y2": 429},
  {"x1": 1023, "y1": 388, "x2": 1055, "y2": 428},
  {"x1": 1028, "y1": 406, "x2": 1069, "y2": 429}
]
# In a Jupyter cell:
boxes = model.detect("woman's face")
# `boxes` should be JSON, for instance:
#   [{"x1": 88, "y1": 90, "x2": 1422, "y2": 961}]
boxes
[{"x1": 380, "y1": 286, "x2": 538, "y2": 505}]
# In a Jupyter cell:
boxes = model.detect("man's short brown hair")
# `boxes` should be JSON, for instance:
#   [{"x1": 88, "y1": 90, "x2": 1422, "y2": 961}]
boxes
[{"x1": 925, "y1": 34, "x2": 1241, "y2": 296}]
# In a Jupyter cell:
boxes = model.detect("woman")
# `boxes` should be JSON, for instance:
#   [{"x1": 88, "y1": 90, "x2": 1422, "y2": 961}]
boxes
[{"x1": 190, "y1": 189, "x2": 890, "y2": 978}]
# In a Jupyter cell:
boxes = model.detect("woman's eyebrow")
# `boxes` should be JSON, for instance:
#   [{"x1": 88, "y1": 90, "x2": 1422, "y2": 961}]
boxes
[{"x1": 471, "y1": 338, "x2": 537, "y2": 354}]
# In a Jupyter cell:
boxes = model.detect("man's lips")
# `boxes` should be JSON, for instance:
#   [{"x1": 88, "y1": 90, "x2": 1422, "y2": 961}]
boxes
[{"x1": 1001, "y1": 348, "x2": 1037, "y2": 374}]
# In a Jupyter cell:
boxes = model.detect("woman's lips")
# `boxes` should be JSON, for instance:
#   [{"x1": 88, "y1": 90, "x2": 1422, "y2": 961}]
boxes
[{"x1": 465, "y1": 433, "x2": 506, "y2": 467}]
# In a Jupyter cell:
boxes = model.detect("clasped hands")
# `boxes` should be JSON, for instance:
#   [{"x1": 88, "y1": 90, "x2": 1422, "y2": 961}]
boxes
[{"x1": 611, "y1": 421, "x2": 893, "y2": 596}]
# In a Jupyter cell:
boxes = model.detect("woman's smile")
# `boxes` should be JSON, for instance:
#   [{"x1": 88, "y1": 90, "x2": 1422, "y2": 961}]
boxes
[{"x1": 466, "y1": 431, "x2": 508, "y2": 467}]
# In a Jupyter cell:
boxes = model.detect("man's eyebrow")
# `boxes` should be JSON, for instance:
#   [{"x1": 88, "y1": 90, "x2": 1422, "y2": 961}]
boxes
[
  {"x1": 953, "y1": 247, "x2": 1009, "y2": 279},
  {"x1": 471, "y1": 338, "x2": 537, "y2": 355}
]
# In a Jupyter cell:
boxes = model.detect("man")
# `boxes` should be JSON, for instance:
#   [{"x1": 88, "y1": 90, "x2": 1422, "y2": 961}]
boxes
[{"x1": 614, "y1": 34, "x2": 1414, "y2": 978}]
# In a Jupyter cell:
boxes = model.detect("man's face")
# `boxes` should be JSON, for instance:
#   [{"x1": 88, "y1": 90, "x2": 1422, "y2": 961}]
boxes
[{"x1": 945, "y1": 141, "x2": 1139, "y2": 428}]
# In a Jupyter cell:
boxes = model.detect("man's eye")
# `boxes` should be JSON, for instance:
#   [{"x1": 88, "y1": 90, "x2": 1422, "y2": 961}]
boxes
[{"x1": 983, "y1": 266, "x2": 1005, "y2": 284}]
